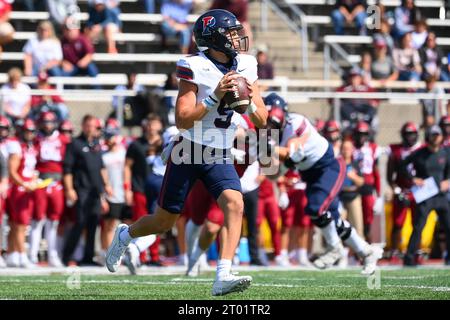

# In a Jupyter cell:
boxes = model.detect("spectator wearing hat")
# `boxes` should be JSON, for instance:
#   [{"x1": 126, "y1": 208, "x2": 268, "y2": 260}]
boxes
[
  {"x1": 23, "y1": 21, "x2": 63, "y2": 77},
  {"x1": 30, "y1": 72, "x2": 69, "y2": 121},
  {"x1": 61, "y1": 17, "x2": 99, "y2": 79},
  {"x1": 419, "y1": 32, "x2": 447, "y2": 81},
  {"x1": 85, "y1": 0, "x2": 120, "y2": 54},
  {"x1": 401, "y1": 125, "x2": 450, "y2": 266},
  {"x1": 371, "y1": 39, "x2": 398, "y2": 85},
  {"x1": 161, "y1": 0, "x2": 193, "y2": 55},
  {"x1": 393, "y1": 32, "x2": 422, "y2": 82},
  {"x1": 1, "y1": 68, "x2": 31, "y2": 125},
  {"x1": 331, "y1": 0, "x2": 367, "y2": 36}
]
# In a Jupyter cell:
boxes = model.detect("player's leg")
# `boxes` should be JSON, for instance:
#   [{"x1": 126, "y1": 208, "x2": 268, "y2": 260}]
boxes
[
  {"x1": 404, "y1": 200, "x2": 432, "y2": 265},
  {"x1": 29, "y1": 187, "x2": 47, "y2": 264},
  {"x1": 362, "y1": 193, "x2": 375, "y2": 242},
  {"x1": 201, "y1": 163, "x2": 252, "y2": 296},
  {"x1": 0, "y1": 198, "x2": 4, "y2": 268},
  {"x1": 435, "y1": 200, "x2": 450, "y2": 265},
  {"x1": 187, "y1": 201, "x2": 223, "y2": 276},
  {"x1": 391, "y1": 196, "x2": 409, "y2": 260},
  {"x1": 265, "y1": 195, "x2": 282, "y2": 265},
  {"x1": 175, "y1": 214, "x2": 187, "y2": 266},
  {"x1": 45, "y1": 183, "x2": 65, "y2": 267},
  {"x1": 294, "y1": 192, "x2": 312, "y2": 266},
  {"x1": 256, "y1": 196, "x2": 269, "y2": 265},
  {"x1": 106, "y1": 157, "x2": 194, "y2": 272},
  {"x1": 280, "y1": 194, "x2": 294, "y2": 265}
]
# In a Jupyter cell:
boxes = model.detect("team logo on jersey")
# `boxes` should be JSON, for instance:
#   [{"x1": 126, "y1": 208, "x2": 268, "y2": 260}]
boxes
[{"x1": 202, "y1": 16, "x2": 216, "y2": 35}]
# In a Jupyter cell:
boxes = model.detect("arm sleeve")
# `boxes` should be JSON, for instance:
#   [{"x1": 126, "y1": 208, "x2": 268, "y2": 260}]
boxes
[
  {"x1": 176, "y1": 58, "x2": 196, "y2": 84},
  {"x1": 63, "y1": 142, "x2": 75, "y2": 175}
]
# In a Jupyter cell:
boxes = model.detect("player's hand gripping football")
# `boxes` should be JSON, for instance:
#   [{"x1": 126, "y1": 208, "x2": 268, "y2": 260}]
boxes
[{"x1": 213, "y1": 71, "x2": 241, "y2": 99}]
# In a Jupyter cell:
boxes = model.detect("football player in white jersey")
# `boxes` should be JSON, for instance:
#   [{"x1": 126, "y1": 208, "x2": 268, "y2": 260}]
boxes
[
  {"x1": 266, "y1": 93, "x2": 383, "y2": 275},
  {"x1": 106, "y1": 9, "x2": 267, "y2": 295}
]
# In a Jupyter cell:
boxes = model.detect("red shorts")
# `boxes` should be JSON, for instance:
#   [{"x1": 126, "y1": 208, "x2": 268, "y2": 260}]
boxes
[
  {"x1": 256, "y1": 194, "x2": 280, "y2": 227},
  {"x1": 8, "y1": 185, "x2": 35, "y2": 225},
  {"x1": 34, "y1": 182, "x2": 64, "y2": 221},
  {"x1": 281, "y1": 189, "x2": 310, "y2": 228},
  {"x1": 132, "y1": 191, "x2": 148, "y2": 221},
  {"x1": 392, "y1": 192, "x2": 416, "y2": 228},
  {"x1": 186, "y1": 181, "x2": 224, "y2": 226},
  {"x1": 362, "y1": 194, "x2": 375, "y2": 226}
]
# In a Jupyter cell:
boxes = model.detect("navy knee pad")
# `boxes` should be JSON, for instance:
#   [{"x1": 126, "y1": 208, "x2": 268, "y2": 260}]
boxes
[{"x1": 310, "y1": 211, "x2": 333, "y2": 228}]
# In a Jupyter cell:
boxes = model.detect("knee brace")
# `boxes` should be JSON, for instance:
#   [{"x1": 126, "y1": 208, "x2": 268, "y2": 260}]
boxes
[
  {"x1": 335, "y1": 218, "x2": 352, "y2": 241},
  {"x1": 310, "y1": 211, "x2": 333, "y2": 228}
]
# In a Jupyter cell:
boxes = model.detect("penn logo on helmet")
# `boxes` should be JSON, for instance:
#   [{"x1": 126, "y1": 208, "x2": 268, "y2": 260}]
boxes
[{"x1": 202, "y1": 16, "x2": 216, "y2": 35}]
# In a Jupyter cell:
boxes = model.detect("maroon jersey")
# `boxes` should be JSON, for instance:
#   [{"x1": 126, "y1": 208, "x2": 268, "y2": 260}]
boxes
[
  {"x1": 388, "y1": 142, "x2": 422, "y2": 189},
  {"x1": 35, "y1": 131, "x2": 69, "y2": 175},
  {"x1": 8, "y1": 140, "x2": 38, "y2": 182},
  {"x1": 353, "y1": 141, "x2": 382, "y2": 193}
]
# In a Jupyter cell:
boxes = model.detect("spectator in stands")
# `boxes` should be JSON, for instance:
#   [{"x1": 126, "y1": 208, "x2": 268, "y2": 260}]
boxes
[
  {"x1": 23, "y1": 21, "x2": 63, "y2": 77},
  {"x1": 373, "y1": 18, "x2": 395, "y2": 56},
  {"x1": 1, "y1": 68, "x2": 31, "y2": 124},
  {"x1": 339, "y1": 139, "x2": 365, "y2": 237},
  {"x1": 30, "y1": 71, "x2": 69, "y2": 121},
  {"x1": 335, "y1": 67, "x2": 379, "y2": 135},
  {"x1": 0, "y1": 0, "x2": 15, "y2": 54},
  {"x1": 161, "y1": 0, "x2": 193, "y2": 54},
  {"x1": 419, "y1": 32, "x2": 447, "y2": 81},
  {"x1": 142, "y1": 0, "x2": 156, "y2": 13},
  {"x1": 62, "y1": 114, "x2": 113, "y2": 266},
  {"x1": 393, "y1": 0, "x2": 420, "y2": 39},
  {"x1": 210, "y1": 0, "x2": 252, "y2": 45},
  {"x1": 411, "y1": 19, "x2": 428, "y2": 50},
  {"x1": 359, "y1": 51, "x2": 372, "y2": 84},
  {"x1": 61, "y1": 17, "x2": 99, "y2": 79},
  {"x1": 393, "y1": 32, "x2": 422, "y2": 81},
  {"x1": 47, "y1": 0, "x2": 78, "y2": 30},
  {"x1": 85, "y1": 0, "x2": 120, "y2": 54},
  {"x1": 331, "y1": 0, "x2": 367, "y2": 36},
  {"x1": 419, "y1": 75, "x2": 445, "y2": 130},
  {"x1": 161, "y1": 71, "x2": 178, "y2": 125},
  {"x1": 256, "y1": 49, "x2": 274, "y2": 80},
  {"x1": 371, "y1": 39, "x2": 398, "y2": 85}
]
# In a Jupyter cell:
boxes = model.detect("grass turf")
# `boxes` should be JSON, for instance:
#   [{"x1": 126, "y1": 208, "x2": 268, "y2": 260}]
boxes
[{"x1": 0, "y1": 268, "x2": 449, "y2": 300}]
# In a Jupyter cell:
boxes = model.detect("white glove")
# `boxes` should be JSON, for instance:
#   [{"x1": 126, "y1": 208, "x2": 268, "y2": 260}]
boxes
[
  {"x1": 230, "y1": 148, "x2": 246, "y2": 163},
  {"x1": 289, "y1": 142, "x2": 305, "y2": 163},
  {"x1": 373, "y1": 197, "x2": 384, "y2": 214},
  {"x1": 278, "y1": 192, "x2": 290, "y2": 210}
]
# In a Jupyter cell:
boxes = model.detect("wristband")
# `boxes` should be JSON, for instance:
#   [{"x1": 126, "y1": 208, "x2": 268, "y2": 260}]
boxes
[
  {"x1": 247, "y1": 102, "x2": 257, "y2": 114},
  {"x1": 202, "y1": 93, "x2": 220, "y2": 110}
]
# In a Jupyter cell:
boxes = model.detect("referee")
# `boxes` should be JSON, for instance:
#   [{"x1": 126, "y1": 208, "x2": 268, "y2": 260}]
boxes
[
  {"x1": 401, "y1": 125, "x2": 450, "y2": 266},
  {"x1": 63, "y1": 115, "x2": 112, "y2": 265}
]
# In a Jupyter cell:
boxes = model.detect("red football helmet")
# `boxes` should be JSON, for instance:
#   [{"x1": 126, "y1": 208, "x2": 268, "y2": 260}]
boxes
[
  {"x1": 59, "y1": 120, "x2": 74, "y2": 132},
  {"x1": 355, "y1": 121, "x2": 370, "y2": 134},
  {"x1": 439, "y1": 115, "x2": 450, "y2": 127},
  {"x1": 324, "y1": 120, "x2": 340, "y2": 133},
  {"x1": 267, "y1": 107, "x2": 286, "y2": 130},
  {"x1": 0, "y1": 115, "x2": 10, "y2": 128},
  {"x1": 401, "y1": 121, "x2": 418, "y2": 134},
  {"x1": 105, "y1": 118, "x2": 120, "y2": 130},
  {"x1": 20, "y1": 118, "x2": 37, "y2": 132},
  {"x1": 38, "y1": 111, "x2": 57, "y2": 123}
]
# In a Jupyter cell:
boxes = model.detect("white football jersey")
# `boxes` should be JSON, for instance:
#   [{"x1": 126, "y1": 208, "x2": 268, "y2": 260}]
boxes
[
  {"x1": 280, "y1": 113, "x2": 329, "y2": 171},
  {"x1": 176, "y1": 51, "x2": 258, "y2": 149}
]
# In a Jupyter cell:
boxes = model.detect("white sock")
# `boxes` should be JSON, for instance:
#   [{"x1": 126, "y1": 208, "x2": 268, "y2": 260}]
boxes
[
  {"x1": 216, "y1": 259, "x2": 232, "y2": 281},
  {"x1": 320, "y1": 221, "x2": 341, "y2": 248},
  {"x1": 29, "y1": 219, "x2": 45, "y2": 261},
  {"x1": 185, "y1": 220, "x2": 201, "y2": 258},
  {"x1": 45, "y1": 220, "x2": 59, "y2": 259},
  {"x1": 131, "y1": 235, "x2": 156, "y2": 252},
  {"x1": 297, "y1": 248, "x2": 308, "y2": 261},
  {"x1": 8, "y1": 251, "x2": 19, "y2": 265},
  {"x1": 344, "y1": 228, "x2": 370, "y2": 257},
  {"x1": 189, "y1": 244, "x2": 205, "y2": 269},
  {"x1": 280, "y1": 249, "x2": 288, "y2": 257},
  {"x1": 119, "y1": 226, "x2": 132, "y2": 244}
]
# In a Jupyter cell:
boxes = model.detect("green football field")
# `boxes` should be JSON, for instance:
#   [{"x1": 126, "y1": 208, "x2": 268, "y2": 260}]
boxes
[{"x1": 0, "y1": 267, "x2": 450, "y2": 300}]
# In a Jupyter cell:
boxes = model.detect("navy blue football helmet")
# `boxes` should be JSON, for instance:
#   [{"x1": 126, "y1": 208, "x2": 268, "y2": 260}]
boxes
[
  {"x1": 193, "y1": 9, "x2": 248, "y2": 58},
  {"x1": 264, "y1": 93, "x2": 288, "y2": 112}
]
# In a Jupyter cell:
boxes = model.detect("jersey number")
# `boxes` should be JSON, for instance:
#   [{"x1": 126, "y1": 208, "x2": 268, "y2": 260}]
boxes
[{"x1": 214, "y1": 100, "x2": 233, "y2": 129}]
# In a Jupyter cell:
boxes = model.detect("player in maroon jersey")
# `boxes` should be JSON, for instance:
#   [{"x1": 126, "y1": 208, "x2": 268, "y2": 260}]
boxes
[
  {"x1": 352, "y1": 121, "x2": 382, "y2": 242},
  {"x1": 29, "y1": 112, "x2": 70, "y2": 266},
  {"x1": 5, "y1": 119, "x2": 38, "y2": 268},
  {"x1": 387, "y1": 121, "x2": 421, "y2": 260}
]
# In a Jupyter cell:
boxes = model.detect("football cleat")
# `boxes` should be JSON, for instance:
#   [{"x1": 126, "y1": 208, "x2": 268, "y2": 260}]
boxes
[
  {"x1": 212, "y1": 274, "x2": 252, "y2": 296},
  {"x1": 313, "y1": 243, "x2": 344, "y2": 269},
  {"x1": 106, "y1": 224, "x2": 129, "y2": 273},
  {"x1": 361, "y1": 245, "x2": 384, "y2": 275}
]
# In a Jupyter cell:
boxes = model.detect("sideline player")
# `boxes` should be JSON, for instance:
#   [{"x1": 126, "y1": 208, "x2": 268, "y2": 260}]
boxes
[
  {"x1": 267, "y1": 93, "x2": 383, "y2": 275},
  {"x1": 107, "y1": 9, "x2": 268, "y2": 295}
]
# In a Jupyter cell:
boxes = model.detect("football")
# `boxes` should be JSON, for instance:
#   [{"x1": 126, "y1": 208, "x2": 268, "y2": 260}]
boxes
[{"x1": 223, "y1": 76, "x2": 251, "y2": 114}]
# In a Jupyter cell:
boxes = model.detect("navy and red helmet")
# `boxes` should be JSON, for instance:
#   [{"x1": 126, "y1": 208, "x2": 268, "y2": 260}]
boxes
[
  {"x1": 193, "y1": 9, "x2": 248, "y2": 59},
  {"x1": 264, "y1": 92, "x2": 288, "y2": 113}
]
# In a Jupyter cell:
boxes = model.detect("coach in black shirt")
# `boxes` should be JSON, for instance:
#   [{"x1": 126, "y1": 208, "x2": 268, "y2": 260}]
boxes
[
  {"x1": 63, "y1": 114, "x2": 112, "y2": 265},
  {"x1": 401, "y1": 125, "x2": 450, "y2": 266}
]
